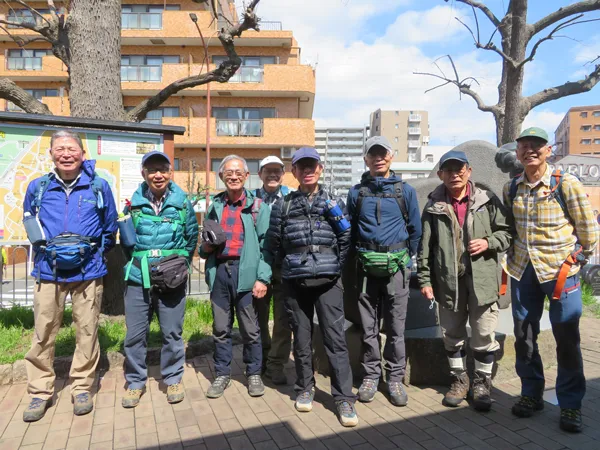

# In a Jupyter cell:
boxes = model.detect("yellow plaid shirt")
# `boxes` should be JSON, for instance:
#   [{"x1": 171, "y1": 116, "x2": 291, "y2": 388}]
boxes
[{"x1": 502, "y1": 166, "x2": 598, "y2": 283}]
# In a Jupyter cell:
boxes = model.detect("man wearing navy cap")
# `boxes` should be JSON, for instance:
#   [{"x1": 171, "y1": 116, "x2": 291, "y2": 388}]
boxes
[
  {"x1": 120, "y1": 150, "x2": 198, "y2": 408},
  {"x1": 418, "y1": 149, "x2": 511, "y2": 411},
  {"x1": 265, "y1": 147, "x2": 359, "y2": 427}
]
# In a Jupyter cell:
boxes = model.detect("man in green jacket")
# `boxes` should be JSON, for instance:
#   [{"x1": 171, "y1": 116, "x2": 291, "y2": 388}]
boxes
[
  {"x1": 200, "y1": 155, "x2": 272, "y2": 399},
  {"x1": 418, "y1": 150, "x2": 512, "y2": 411}
]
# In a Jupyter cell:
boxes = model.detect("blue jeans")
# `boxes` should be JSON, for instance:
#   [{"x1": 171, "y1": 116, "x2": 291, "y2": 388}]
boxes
[
  {"x1": 124, "y1": 283, "x2": 186, "y2": 389},
  {"x1": 512, "y1": 263, "x2": 585, "y2": 409}
]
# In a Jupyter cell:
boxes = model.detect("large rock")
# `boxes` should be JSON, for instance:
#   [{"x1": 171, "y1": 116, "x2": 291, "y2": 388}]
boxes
[
  {"x1": 12, "y1": 360, "x2": 27, "y2": 383},
  {"x1": 0, "y1": 364, "x2": 12, "y2": 385}
]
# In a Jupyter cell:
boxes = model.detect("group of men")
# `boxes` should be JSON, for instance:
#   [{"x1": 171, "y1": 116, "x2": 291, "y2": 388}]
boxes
[{"x1": 21, "y1": 126, "x2": 597, "y2": 434}]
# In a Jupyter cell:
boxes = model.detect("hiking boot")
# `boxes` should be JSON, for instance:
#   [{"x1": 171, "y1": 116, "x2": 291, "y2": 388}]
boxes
[
  {"x1": 560, "y1": 408, "x2": 583, "y2": 433},
  {"x1": 444, "y1": 371, "x2": 470, "y2": 407},
  {"x1": 23, "y1": 398, "x2": 51, "y2": 422},
  {"x1": 121, "y1": 387, "x2": 145, "y2": 408},
  {"x1": 336, "y1": 401, "x2": 359, "y2": 427},
  {"x1": 388, "y1": 380, "x2": 408, "y2": 407},
  {"x1": 358, "y1": 378, "x2": 378, "y2": 403},
  {"x1": 167, "y1": 382, "x2": 185, "y2": 404},
  {"x1": 248, "y1": 375, "x2": 265, "y2": 397},
  {"x1": 207, "y1": 376, "x2": 231, "y2": 399},
  {"x1": 472, "y1": 371, "x2": 493, "y2": 412},
  {"x1": 295, "y1": 388, "x2": 315, "y2": 412},
  {"x1": 73, "y1": 392, "x2": 93, "y2": 416},
  {"x1": 266, "y1": 367, "x2": 288, "y2": 385},
  {"x1": 511, "y1": 396, "x2": 544, "y2": 418}
]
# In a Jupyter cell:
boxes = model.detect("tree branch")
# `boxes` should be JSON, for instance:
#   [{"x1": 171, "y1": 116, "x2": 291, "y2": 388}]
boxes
[
  {"x1": 127, "y1": 0, "x2": 261, "y2": 122},
  {"x1": 3, "y1": 0, "x2": 52, "y2": 27},
  {"x1": 531, "y1": 0, "x2": 600, "y2": 37},
  {"x1": 526, "y1": 63, "x2": 600, "y2": 110},
  {"x1": 444, "y1": 0, "x2": 501, "y2": 27},
  {"x1": 0, "y1": 78, "x2": 52, "y2": 114}
]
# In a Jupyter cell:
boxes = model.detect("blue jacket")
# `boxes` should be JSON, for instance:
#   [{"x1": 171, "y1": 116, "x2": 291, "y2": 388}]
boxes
[
  {"x1": 23, "y1": 160, "x2": 118, "y2": 282},
  {"x1": 346, "y1": 171, "x2": 422, "y2": 257}
]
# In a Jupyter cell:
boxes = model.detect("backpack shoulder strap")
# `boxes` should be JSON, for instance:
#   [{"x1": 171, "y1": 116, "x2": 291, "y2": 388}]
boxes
[
  {"x1": 393, "y1": 181, "x2": 409, "y2": 224},
  {"x1": 549, "y1": 170, "x2": 571, "y2": 224},
  {"x1": 355, "y1": 184, "x2": 371, "y2": 219},
  {"x1": 90, "y1": 173, "x2": 105, "y2": 210},
  {"x1": 251, "y1": 197, "x2": 263, "y2": 227},
  {"x1": 508, "y1": 175, "x2": 520, "y2": 206},
  {"x1": 282, "y1": 193, "x2": 293, "y2": 221},
  {"x1": 32, "y1": 174, "x2": 52, "y2": 213}
]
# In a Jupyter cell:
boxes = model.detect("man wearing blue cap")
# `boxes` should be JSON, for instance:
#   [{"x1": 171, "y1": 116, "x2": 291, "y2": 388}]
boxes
[
  {"x1": 265, "y1": 147, "x2": 359, "y2": 427},
  {"x1": 121, "y1": 151, "x2": 198, "y2": 408},
  {"x1": 418, "y1": 149, "x2": 511, "y2": 411}
]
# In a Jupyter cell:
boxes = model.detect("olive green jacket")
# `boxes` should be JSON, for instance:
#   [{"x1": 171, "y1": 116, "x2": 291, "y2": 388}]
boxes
[{"x1": 417, "y1": 182, "x2": 512, "y2": 310}]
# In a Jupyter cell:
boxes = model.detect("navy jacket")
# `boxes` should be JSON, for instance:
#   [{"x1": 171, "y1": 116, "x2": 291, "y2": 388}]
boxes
[
  {"x1": 346, "y1": 171, "x2": 422, "y2": 257},
  {"x1": 23, "y1": 160, "x2": 118, "y2": 282}
]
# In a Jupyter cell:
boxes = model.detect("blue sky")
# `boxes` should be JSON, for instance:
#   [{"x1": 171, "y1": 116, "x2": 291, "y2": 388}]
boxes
[{"x1": 238, "y1": 0, "x2": 600, "y2": 145}]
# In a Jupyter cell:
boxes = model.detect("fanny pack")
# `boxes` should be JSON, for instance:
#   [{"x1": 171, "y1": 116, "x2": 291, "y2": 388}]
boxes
[
  {"x1": 43, "y1": 233, "x2": 96, "y2": 275},
  {"x1": 358, "y1": 249, "x2": 410, "y2": 278},
  {"x1": 149, "y1": 254, "x2": 189, "y2": 294}
]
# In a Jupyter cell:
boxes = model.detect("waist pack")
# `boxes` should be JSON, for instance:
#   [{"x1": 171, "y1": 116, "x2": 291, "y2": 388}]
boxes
[
  {"x1": 149, "y1": 254, "x2": 189, "y2": 294},
  {"x1": 358, "y1": 249, "x2": 410, "y2": 278},
  {"x1": 43, "y1": 233, "x2": 96, "y2": 278}
]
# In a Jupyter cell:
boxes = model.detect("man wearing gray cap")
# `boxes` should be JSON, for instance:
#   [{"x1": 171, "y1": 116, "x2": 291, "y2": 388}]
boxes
[
  {"x1": 347, "y1": 136, "x2": 421, "y2": 407},
  {"x1": 418, "y1": 150, "x2": 511, "y2": 411}
]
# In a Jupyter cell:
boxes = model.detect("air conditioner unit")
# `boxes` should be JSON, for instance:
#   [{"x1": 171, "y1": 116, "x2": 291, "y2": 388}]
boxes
[{"x1": 281, "y1": 147, "x2": 296, "y2": 159}]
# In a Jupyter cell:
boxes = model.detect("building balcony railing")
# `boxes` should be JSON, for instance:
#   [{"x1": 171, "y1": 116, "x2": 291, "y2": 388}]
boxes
[
  {"x1": 409, "y1": 114, "x2": 422, "y2": 122},
  {"x1": 229, "y1": 66, "x2": 264, "y2": 83},
  {"x1": 122, "y1": 12, "x2": 162, "y2": 30},
  {"x1": 218, "y1": 19, "x2": 282, "y2": 31},
  {"x1": 408, "y1": 140, "x2": 420, "y2": 149},
  {"x1": 408, "y1": 127, "x2": 421, "y2": 135},
  {"x1": 121, "y1": 65, "x2": 162, "y2": 82},
  {"x1": 7, "y1": 57, "x2": 42, "y2": 71},
  {"x1": 216, "y1": 119, "x2": 263, "y2": 137}
]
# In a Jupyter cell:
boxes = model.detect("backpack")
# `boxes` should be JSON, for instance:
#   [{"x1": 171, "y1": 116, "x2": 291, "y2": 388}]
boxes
[
  {"x1": 32, "y1": 172, "x2": 105, "y2": 214},
  {"x1": 355, "y1": 181, "x2": 409, "y2": 225}
]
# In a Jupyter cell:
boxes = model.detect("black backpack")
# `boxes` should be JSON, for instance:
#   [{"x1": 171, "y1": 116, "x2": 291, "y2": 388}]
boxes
[{"x1": 355, "y1": 181, "x2": 409, "y2": 224}]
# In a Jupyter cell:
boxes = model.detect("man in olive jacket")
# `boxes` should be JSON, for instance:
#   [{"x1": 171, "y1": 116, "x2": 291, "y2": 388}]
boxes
[{"x1": 418, "y1": 150, "x2": 512, "y2": 411}]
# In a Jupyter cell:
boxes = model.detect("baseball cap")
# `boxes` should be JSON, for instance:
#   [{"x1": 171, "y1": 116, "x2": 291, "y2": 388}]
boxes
[
  {"x1": 259, "y1": 155, "x2": 284, "y2": 170},
  {"x1": 364, "y1": 136, "x2": 393, "y2": 157},
  {"x1": 292, "y1": 147, "x2": 321, "y2": 165},
  {"x1": 141, "y1": 151, "x2": 170, "y2": 166},
  {"x1": 516, "y1": 127, "x2": 549, "y2": 143},
  {"x1": 439, "y1": 150, "x2": 469, "y2": 168}
]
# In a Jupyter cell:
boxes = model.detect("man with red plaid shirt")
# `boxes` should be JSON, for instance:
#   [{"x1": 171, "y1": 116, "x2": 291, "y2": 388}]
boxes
[{"x1": 200, "y1": 155, "x2": 272, "y2": 399}]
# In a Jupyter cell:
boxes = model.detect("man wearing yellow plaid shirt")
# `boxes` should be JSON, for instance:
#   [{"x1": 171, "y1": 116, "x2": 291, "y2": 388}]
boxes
[{"x1": 503, "y1": 127, "x2": 598, "y2": 433}]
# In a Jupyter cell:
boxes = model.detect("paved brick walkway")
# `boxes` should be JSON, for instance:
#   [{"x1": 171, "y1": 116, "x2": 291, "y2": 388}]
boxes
[{"x1": 1, "y1": 318, "x2": 600, "y2": 450}]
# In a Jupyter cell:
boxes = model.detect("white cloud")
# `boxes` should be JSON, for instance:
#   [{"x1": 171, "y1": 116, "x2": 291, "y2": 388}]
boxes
[
  {"x1": 522, "y1": 109, "x2": 565, "y2": 138},
  {"x1": 574, "y1": 34, "x2": 600, "y2": 64}
]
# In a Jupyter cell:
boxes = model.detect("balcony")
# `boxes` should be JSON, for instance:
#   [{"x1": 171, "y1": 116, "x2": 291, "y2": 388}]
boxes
[
  {"x1": 408, "y1": 127, "x2": 421, "y2": 135},
  {"x1": 121, "y1": 65, "x2": 162, "y2": 82},
  {"x1": 229, "y1": 66, "x2": 264, "y2": 83},
  {"x1": 409, "y1": 114, "x2": 422, "y2": 122},
  {"x1": 122, "y1": 12, "x2": 162, "y2": 30},
  {"x1": 0, "y1": 55, "x2": 67, "y2": 81},
  {"x1": 218, "y1": 19, "x2": 283, "y2": 31},
  {"x1": 164, "y1": 117, "x2": 314, "y2": 149},
  {"x1": 408, "y1": 140, "x2": 420, "y2": 149}
]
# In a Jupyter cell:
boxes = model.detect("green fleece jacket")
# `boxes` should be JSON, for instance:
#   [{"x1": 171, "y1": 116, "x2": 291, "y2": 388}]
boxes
[
  {"x1": 200, "y1": 188, "x2": 272, "y2": 292},
  {"x1": 417, "y1": 182, "x2": 512, "y2": 310}
]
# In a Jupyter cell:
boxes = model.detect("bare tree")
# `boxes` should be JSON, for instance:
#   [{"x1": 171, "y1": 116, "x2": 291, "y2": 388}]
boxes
[
  {"x1": 0, "y1": 0, "x2": 262, "y2": 313},
  {"x1": 416, "y1": 0, "x2": 600, "y2": 145}
]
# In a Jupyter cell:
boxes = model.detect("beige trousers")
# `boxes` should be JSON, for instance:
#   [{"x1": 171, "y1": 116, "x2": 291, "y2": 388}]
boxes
[{"x1": 25, "y1": 279, "x2": 103, "y2": 400}]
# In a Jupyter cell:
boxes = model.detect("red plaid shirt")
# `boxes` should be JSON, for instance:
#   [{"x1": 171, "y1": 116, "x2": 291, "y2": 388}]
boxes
[{"x1": 217, "y1": 191, "x2": 246, "y2": 259}]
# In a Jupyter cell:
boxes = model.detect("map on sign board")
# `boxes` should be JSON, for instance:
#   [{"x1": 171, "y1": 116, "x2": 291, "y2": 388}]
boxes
[{"x1": 0, "y1": 123, "x2": 164, "y2": 243}]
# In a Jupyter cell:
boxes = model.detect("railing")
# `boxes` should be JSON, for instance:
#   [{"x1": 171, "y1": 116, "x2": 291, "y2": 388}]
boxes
[
  {"x1": 216, "y1": 119, "x2": 263, "y2": 137},
  {"x1": 408, "y1": 127, "x2": 421, "y2": 135},
  {"x1": 408, "y1": 140, "x2": 420, "y2": 148},
  {"x1": 217, "y1": 19, "x2": 282, "y2": 31},
  {"x1": 7, "y1": 57, "x2": 42, "y2": 71},
  {"x1": 121, "y1": 12, "x2": 162, "y2": 30},
  {"x1": 229, "y1": 66, "x2": 264, "y2": 83},
  {"x1": 121, "y1": 65, "x2": 162, "y2": 82},
  {"x1": 409, "y1": 114, "x2": 422, "y2": 122}
]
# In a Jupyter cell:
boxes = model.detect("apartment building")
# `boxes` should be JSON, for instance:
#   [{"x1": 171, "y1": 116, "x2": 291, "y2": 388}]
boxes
[
  {"x1": 554, "y1": 105, "x2": 600, "y2": 160},
  {"x1": 369, "y1": 109, "x2": 430, "y2": 163},
  {"x1": 315, "y1": 127, "x2": 367, "y2": 196},
  {"x1": 0, "y1": 0, "x2": 315, "y2": 191}
]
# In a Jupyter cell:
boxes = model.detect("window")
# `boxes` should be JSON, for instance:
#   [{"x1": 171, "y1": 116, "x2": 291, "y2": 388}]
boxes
[
  {"x1": 125, "y1": 106, "x2": 179, "y2": 124},
  {"x1": 581, "y1": 112, "x2": 588, "y2": 118},
  {"x1": 212, "y1": 158, "x2": 261, "y2": 190},
  {"x1": 212, "y1": 56, "x2": 272, "y2": 83},
  {"x1": 594, "y1": 139, "x2": 600, "y2": 145},
  {"x1": 395, "y1": 124, "x2": 399, "y2": 129},
  {"x1": 7, "y1": 49, "x2": 51, "y2": 70},
  {"x1": 595, "y1": 125, "x2": 600, "y2": 131},
  {"x1": 7, "y1": 9, "x2": 55, "y2": 27},
  {"x1": 212, "y1": 107, "x2": 275, "y2": 136},
  {"x1": 121, "y1": 5, "x2": 180, "y2": 29},
  {"x1": 375, "y1": 126, "x2": 379, "y2": 132},
  {"x1": 593, "y1": 111, "x2": 600, "y2": 117},
  {"x1": 7, "y1": 89, "x2": 58, "y2": 111},
  {"x1": 121, "y1": 55, "x2": 179, "y2": 81},
  {"x1": 212, "y1": 56, "x2": 277, "y2": 66},
  {"x1": 174, "y1": 158, "x2": 181, "y2": 171},
  {"x1": 395, "y1": 111, "x2": 399, "y2": 116},
  {"x1": 394, "y1": 137, "x2": 398, "y2": 142},
  {"x1": 581, "y1": 125, "x2": 592, "y2": 131},
  {"x1": 581, "y1": 139, "x2": 592, "y2": 145}
]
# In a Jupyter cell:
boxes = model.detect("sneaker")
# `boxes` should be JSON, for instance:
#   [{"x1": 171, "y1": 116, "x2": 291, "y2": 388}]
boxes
[
  {"x1": 472, "y1": 371, "x2": 492, "y2": 412},
  {"x1": 167, "y1": 382, "x2": 185, "y2": 404},
  {"x1": 248, "y1": 374, "x2": 265, "y2": 397},
  {"x1": 388, "y1": 380, "x2": 408, "y2": 407},
  {"x1": 358, "y1": 378, "x2": 378, "y2": 403},
  {"x1": 23, "y1": 398, "x2": 51, "y2": 422},
  {"x1": 336, "y1": 401, "x2": 359, "y2": 427},
  {"x1": 121, "y1": 387, "x2": 145, "y2": 408},
  {"x1": 266, "y1": 367, "x2": 288, "y2": 385},
  {"x1": 295, "y1": 389, "x2": 315, "y2": 412},
  {"x1": 444, "y1": 371, "x2": 470, "y2": 407},
  {"x1": 511, "y1": 396, "x2": 544, "y2": 418},
  {"x1": 73, "y1": 392, "x2": 93, "y2": 416},
  {"x1": 560, "y1": 408, "x2": 583, "y2": 433},
  {"x1": 207, "y1": 376, "x2": 231, "y2": 399}
]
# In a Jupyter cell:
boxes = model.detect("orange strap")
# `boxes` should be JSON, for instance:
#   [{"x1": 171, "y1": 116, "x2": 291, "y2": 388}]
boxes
[
  {"x1": 500, "y1": 270, "x2": 508, "y2": 296},
  {"x1": 552, "y1": 251, "x2": 580, "y2": 300}
]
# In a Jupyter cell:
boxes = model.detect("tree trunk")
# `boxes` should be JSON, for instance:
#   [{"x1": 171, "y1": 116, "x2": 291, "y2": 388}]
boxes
[
  {"x1": 67, "y1": 1, "x2": 126, "y2": 314},
  {"x1": 67, "y1": 0, "x2": 124, "y2": 120}
]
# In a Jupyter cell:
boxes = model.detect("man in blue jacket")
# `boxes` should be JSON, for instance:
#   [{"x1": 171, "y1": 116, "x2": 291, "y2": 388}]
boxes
[
  {"x1": 22, "y1": 130, "x2": 118, "y2": 422},
  {"x1": 347, "y1": 136, "x2": 422, "y2": 407}
]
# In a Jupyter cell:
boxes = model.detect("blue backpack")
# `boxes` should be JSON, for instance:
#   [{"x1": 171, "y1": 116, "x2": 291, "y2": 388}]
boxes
[{"x1": 31, "y1": 173, "x2": 106, "y2": 279}]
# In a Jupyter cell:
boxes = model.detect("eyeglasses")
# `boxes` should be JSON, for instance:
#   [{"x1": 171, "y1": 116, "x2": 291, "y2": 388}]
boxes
[
  {"x1": 262, "y1": 168, "x2": 283, "y2": 176},
  {"x1": 52, "y1": 147, "x2": 82, "y2": 155},
  {"x1": 223, "y1": 170, "x2": 247, "y2": 178},
  {"x1": 145, "y1": 167, "x2": 170, "y2": 175},
  {"x1": 440, "y1": 166, "x2": 468, "y2": 175}
]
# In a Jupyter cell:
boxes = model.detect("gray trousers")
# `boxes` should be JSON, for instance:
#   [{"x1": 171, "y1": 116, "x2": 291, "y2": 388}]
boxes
[{"x1": 358, "y1": 268, "x2": 409, "y2": 383}]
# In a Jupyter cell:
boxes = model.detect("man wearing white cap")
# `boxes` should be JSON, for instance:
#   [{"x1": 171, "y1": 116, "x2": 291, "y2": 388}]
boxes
[{"x1": 254, "y1": 155, "x2": 292, "y2": 384}]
